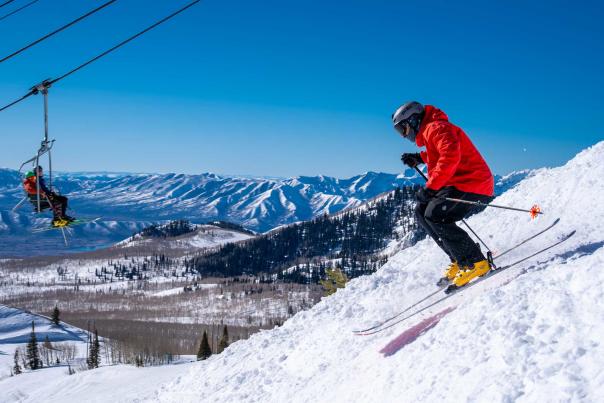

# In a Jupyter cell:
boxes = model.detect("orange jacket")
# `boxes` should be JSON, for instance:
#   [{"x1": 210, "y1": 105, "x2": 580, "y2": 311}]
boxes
[
  {"x1": 416, "y1": 105, "x2": 494, "y2": 196},
  {"x1": 23, "y1": 176, "x2": 43, "y2": 195}
]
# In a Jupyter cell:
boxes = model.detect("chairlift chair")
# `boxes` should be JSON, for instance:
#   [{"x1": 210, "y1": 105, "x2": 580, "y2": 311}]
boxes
[
  {"x1": 11, "y1": 80, "x2": 71, "y2": 245},
  {"x1": 12, "y1": 80, "x2": 56, "y2": 214}
]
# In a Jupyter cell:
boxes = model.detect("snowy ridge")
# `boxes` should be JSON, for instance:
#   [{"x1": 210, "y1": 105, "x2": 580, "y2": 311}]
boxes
[
  {"x1": 2, "y1": 144, "x2": 602, "y2": 401},
  {"x1": 118, "y1": 223, "x2": 253, "y2": 250}
]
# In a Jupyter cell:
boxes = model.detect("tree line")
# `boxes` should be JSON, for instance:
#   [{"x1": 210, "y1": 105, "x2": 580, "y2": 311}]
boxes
[{"x1": 186, "y1": 186, "x2": 423, "y2": 283}]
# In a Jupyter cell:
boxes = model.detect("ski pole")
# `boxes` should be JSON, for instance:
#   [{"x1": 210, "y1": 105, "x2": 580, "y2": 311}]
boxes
[
  {"x1": 437, "y1": 197, "x2": 543, "y2": 217},
  {"x1": 412, "y1": 167, "x2": 542, "y2": 218}
]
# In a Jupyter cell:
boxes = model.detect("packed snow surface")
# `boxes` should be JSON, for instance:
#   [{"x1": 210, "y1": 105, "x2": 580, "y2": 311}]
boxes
[{"x1": 2, "y1": 142, "x2": 603, "y2": 402}]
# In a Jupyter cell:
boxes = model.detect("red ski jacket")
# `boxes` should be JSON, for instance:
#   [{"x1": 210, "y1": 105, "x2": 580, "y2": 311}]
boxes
[{"x1": 416, "y1": 105, "x2": 494, "y2": 196}]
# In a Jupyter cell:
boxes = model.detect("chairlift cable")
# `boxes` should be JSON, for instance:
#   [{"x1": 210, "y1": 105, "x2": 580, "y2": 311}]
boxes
[
  {"x1": 50, "y1": 0, "x2": 201, "y2": 85},
  {"x1": 0, "y1": 0, "x2": 118, "y2": 64},
  {"x1": 0, "y1": 0, "x2": 40, "y2": 22},
  {"x1": 0, "y1": 0, "x2": 201, "y2": 112},
  {"x1": 0, "y1": 0, "x2": 17, "y2": 10},
  {"x1": 0, "y1": 91, "x2": 34, "y2": 112}
]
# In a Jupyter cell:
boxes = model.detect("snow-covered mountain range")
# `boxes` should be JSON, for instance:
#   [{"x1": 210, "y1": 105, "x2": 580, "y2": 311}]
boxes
[
  {"x1": 0, "y1": 168, "x2": 528, "y2": 257},
  {"x1": 0, "y1": 169, "x2": 423, "y2": 257},
  {"x1": 1, "y1": 143, "x2": 602, "y2": 401},
  {"x1": 0, "y1": 169, "x2": 425, "y2": 230}
]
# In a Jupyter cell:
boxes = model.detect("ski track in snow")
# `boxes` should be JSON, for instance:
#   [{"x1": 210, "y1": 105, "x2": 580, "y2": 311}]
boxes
[
  {"x1": 2, "y1": 142, "x2": 604, "y2": 402},
  {"x1": 379, "y1": 306, "x2": 456, "y2": 357}
]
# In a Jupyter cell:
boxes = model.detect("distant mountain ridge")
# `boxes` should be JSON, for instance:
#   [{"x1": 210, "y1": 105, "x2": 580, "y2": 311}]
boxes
[
  {"x1": 0, "y1": 169, "x2": 426, "y2": 231},
  {"x1": 0, "y1": 168, "x2": 528, "y2": 257}
]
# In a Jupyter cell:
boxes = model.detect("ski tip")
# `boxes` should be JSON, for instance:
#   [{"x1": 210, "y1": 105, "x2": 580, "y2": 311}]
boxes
[{"x1": 352, "y1": 328, "x2": 374, "y2": 334}]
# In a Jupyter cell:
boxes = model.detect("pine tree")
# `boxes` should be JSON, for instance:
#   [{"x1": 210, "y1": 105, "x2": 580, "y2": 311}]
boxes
[
  {"x1": 319, "y1": 267, "x2": 349, "y2": 296},
  {"x1": 13, "y1": 348, "x2": 22, "y2": 375},
  {"x1": 87, "y1": 328, "x2": 100, "y2": 369},
  {"x1": 197, "y1": 330, "x2": 212, "y2": 361},
  {"x1": 93, "y1": 329, "x2": 100, "y2": 368},
  {"x1": 26, "y1": 321, "x2": 41, "y2": 370},
  {"x1": 51, "y1": 306, "x2": 60, "y2": 326},
  {"x1": 218, "y1": 325, "x2": 229, "y2": 353}
]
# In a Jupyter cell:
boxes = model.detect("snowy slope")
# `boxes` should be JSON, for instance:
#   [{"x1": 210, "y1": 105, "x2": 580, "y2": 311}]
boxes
[
  {"x1": 0, "y1": 306, "x2": 87, "y2": 346},
  {"x1": 0, "y1": 305, "x2": 90, "y2": 379},
  {"x1": 145, "y1": 143, "x2": 604, "y2": 402},
  {"x1": 2, "y1": 143, "x2": 599, "y2": 402},
  {"x1": 0, "y1": 305, "x2": 193, "y2": 402}
]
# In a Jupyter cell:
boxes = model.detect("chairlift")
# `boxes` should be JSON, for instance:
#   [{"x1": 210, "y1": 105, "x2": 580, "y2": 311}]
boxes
[{"x1": 11, "y1": 80, "x2": 71, "y2": 244}]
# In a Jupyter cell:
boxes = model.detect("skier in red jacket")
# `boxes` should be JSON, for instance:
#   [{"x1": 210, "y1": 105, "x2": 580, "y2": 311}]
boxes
[
  {"x1": 393, "y1": 101, "x2": 494, "y2": 287},
  {"x1": 23, "y1": 166, "x2": 74, "y2": 226}
]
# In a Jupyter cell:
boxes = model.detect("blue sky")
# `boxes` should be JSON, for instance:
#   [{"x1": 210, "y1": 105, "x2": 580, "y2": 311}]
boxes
[{"x1": 0, "y1": 0, "x2": 602, "y2": 178}]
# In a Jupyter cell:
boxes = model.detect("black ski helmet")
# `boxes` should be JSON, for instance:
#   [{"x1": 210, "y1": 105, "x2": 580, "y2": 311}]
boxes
[{"x1": 392, "y1": 101, "x2": 424, "y2": 142}]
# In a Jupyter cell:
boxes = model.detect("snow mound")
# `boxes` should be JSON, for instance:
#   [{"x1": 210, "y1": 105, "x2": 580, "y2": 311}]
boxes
[{"x1": 150, "y1": 142, "x2": 604, "y2": 402}]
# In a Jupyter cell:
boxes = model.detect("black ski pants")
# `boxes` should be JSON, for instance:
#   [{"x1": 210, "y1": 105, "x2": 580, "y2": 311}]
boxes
[
  {"x1": 415, "y1": 186, "x2": 493, "y2": 267},
  {"x1": 48, "y1": 193, "x2": 69, "y2": 218}
]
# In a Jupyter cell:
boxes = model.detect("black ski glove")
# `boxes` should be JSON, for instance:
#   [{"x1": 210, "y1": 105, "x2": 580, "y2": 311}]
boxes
[
  {"x1": 401, "y1": 153, "x2": 423, "y2": 168},
  {"x1": 415, "y1": 187, "x2": 436, "y2": 203}
]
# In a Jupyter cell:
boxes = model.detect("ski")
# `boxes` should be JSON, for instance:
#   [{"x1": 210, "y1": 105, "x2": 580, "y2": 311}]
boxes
[
  {"x1": 492, "y1": 218, "x2": 560, "y2": 261},
  {"x1": 358, "y1": 230, "x2": 576, "y2": 336},
  {"x1": 354, "y1": 229, "x2": 575, "y2": 336},
  {"x1": 352, "y1": 218, "x2": 560, "y2": 334},
  {"x1": 352, "y1": 286, "x2": 446, "y2": 335},
  {"x1": 32, "y1": 217, "x2": 101, "y2": 233}
]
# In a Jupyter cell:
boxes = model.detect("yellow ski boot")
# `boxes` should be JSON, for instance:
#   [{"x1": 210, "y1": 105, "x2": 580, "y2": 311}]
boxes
[
  {"x1": 452, "y1": 259, "x2": 491, "y2": 287},
  {"x1": 52, "y1": 218, "x2": 70, "y2": 228},
  {"x1": 436, "y1": 261, "x2": 460, "y2": 286}
]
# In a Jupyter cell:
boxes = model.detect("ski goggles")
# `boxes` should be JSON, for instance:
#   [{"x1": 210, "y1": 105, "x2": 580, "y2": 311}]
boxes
[{"x1": 394, "y1": 120, "x2": 411, "y2": 138}]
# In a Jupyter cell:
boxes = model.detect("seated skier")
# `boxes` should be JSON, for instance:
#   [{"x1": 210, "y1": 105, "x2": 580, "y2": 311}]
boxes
[
  {"x1": 22, "y1": 166, "x2": 74, "y2": 226},
  {"x1": 393, "y1": 101, "x2": 494, "y2": 287}
]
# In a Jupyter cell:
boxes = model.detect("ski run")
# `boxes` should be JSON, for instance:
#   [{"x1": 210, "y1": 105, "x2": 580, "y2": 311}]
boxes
[{"x1": 1, "y1": 142, "x2": 604, "y2": 402}]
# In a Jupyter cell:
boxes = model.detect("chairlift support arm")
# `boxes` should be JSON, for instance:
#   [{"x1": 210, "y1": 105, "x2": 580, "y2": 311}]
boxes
[{"x1": 24, "y1": 80, "x2": 55, "y2": 212}]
